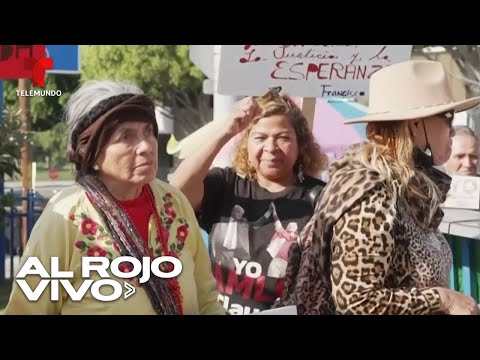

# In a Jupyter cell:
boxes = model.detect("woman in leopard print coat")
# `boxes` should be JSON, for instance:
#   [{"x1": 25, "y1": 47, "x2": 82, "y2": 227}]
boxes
[{"x1": 277, "y1": 60, "x2": 480, "y2": 315}]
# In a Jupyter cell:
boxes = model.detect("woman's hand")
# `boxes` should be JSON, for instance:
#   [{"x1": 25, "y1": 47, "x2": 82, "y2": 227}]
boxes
[
  {"x1": 221, "y1": 97, "x2": 261, "y2": 138},
  {"x1": 435, "y1": 287, "x2": 480, "y2": 315}
]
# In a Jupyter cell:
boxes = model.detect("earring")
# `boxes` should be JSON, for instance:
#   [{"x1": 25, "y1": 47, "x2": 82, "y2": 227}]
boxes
[
  {"x1": 297, "y1": 164, "x2": 305, "y2": 183},
  {"x1": 93, "y1": 164, "x2": 99, "y2": 171}
]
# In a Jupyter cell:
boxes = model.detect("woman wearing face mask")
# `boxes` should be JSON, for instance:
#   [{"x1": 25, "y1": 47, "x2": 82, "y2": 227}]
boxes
[{"x1": 278, "y1": 60, "x2": 480, "y2": 315}]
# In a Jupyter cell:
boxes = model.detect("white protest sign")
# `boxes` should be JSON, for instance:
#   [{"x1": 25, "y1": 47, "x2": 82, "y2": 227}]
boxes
[
  {"x1": 217, "y1": 45, "x2": 413, "y2": 97},
  {"x1": 443, "y1": 175, "x2": 480, "y2": 210},
  {"x1": 249, "y1": 305, "x2": 298, "y2": 315}
]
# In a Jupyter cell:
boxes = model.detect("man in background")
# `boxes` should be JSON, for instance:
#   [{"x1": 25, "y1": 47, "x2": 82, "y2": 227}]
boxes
[
  {"x1": 444, "y1": 125, "x2": 479, "y2": 177},
  {"x1": 443, "y1": 124, "x2": 480, "y2": 305}
]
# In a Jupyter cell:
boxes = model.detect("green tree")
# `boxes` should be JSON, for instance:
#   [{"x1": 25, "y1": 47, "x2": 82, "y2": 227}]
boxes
[
  {"x1": 0, "y1": 105, "x2": 33, "y2": 216},
  {"x1": 81, "y1": 45, "x2": 212, "y2": 139},
  {"x1": 0, "y1": 105, "x2": 33, "y2": 179},
  {"x1": 81, "y1": 45, "x2": 204, "y2": 98},
  {"x1": 2, "y1": 73, "x2": 80, "y2": 132},
  {"x1": 33, "y1": 121, "x2": 69, "y2": 169}
]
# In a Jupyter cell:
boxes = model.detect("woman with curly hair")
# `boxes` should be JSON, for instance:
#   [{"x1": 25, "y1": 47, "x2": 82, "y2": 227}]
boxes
[{"x1": 170, "y1": 88, "x2": 327, "y2": 314}]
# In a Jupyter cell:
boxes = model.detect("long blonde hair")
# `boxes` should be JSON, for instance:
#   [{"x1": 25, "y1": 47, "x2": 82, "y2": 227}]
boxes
[
  {"x1": 353, "y1": 120, "x2": 442, "y2": 226},
  {"x1": 233, "y1": 89, "x2": 327, "y2": 179}
]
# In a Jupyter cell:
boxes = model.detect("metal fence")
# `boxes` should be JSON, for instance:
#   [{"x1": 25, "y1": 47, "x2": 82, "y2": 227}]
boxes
[{"x1": 0, "y1": 189, "x2": 44, "y2": 281}]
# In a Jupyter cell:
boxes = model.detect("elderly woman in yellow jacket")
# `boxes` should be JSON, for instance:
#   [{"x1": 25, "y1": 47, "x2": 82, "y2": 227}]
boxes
[{"x1": 5, "y1": 80, "x2": 225, "y2": 315}]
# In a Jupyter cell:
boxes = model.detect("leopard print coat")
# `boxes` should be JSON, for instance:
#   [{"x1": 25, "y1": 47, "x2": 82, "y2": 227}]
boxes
[{"x1": 276, "y1": 147, "x2": 453, "y2": 315}]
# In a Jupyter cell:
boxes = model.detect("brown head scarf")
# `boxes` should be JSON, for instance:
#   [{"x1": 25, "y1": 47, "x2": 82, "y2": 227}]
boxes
[{"x1": 68, "y1": 93, "x2": 158, "y2": 179}]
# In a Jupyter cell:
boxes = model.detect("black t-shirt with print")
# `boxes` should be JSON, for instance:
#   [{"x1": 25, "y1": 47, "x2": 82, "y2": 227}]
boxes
[{"x1": 198, "y1": 167, "x2": 325, "y2": 315}]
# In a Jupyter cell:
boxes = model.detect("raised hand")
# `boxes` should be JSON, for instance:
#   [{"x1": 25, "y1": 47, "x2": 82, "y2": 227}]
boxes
[{"x1": 222, "y1": 97, "x2": 262, "y2": 138}]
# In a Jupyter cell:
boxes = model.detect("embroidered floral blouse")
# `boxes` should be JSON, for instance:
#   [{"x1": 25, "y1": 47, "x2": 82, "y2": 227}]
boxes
[{"x1": 5, "y1": 179, "x2": 225, "y2": 315}]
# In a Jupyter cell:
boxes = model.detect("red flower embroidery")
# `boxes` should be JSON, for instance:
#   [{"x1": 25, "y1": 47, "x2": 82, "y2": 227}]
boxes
[
  {"x1": 158, "y1": 261, "x2": 174, "y2": 273},
  {"x1": 69, "y1": 212, "x2": 75, "y2": 221},
  {"x1": 165, "y1": 262, "x2": 175, "y2": 272},
  {"x1": 81, "y1": 218, "x2": 98, "y2": 235},
  {"x1": 176, "y1": 225, "x2": 188, "y2": 243},
  {"x1": 164, "y1": 204, "x2": 176, "y2": 219},
  {"x1": 87, "y1": 245, "x2": 107, "y2": 257},
  {"x1": 74, "y1": 240, "x2": 86, "y2": 250},
  {"x1": 118, "y1": 262, "x2": 135, "y2": 279}
]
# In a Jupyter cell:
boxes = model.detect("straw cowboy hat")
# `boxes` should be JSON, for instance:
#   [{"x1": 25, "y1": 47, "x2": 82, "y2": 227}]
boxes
[{"x1": 346, "y1": 59, "x2": 480, "y2": 124}]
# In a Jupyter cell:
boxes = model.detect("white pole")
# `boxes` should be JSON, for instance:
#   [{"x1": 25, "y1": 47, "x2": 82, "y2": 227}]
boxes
[
  {"x1": 213, "y1": 45, "x2": 242, "y2": 122},
  {"x1": 32, "y1": 161, "x2": 36, "y2": 192}
]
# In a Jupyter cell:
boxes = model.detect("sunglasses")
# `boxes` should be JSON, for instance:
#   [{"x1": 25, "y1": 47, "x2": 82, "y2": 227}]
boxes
[
  {"x1": 435, "y1": 111, "x2": 456, "y2": 129},
  {"x1": 438, "y1": 110, "x2": 455, "y2": 120}
]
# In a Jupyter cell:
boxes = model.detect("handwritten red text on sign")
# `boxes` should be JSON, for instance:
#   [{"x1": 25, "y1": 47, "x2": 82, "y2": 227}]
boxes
[{"x1": 217, "y1": 45, "x2": 412, "y2": 97}]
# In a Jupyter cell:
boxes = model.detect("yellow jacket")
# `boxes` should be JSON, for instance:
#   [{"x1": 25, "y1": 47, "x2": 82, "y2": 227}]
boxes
[{"x1": 5, "y1": 179, "x2": 225, "y2": 315}]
